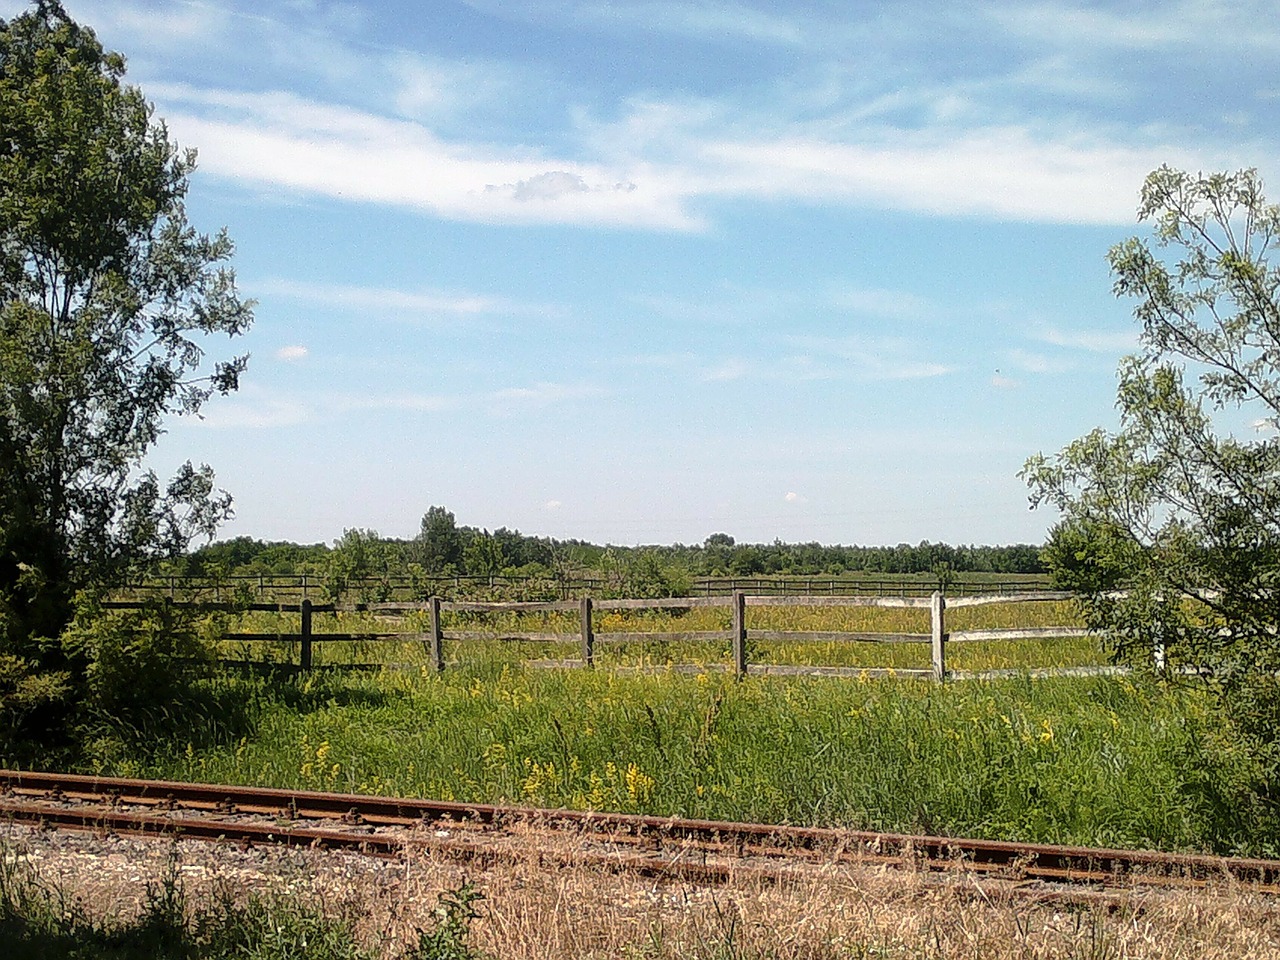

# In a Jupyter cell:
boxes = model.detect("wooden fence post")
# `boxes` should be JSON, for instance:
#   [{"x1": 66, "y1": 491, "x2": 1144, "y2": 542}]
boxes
[
  {"x1": 580, "y1": 597, "x2": 594, "y2": 668},
  {"x1": 429, "y1": 596, "x2": 444, "y2": 673},
  {"x1": 300, "y1": 598, "x2": 313, "y2": 672},
  {"x1": 732, "y1": 590, "x2": 747, "y2": 680},
  {"x1": 930, "y1": 591, "x2": 946, "y2": 682}
]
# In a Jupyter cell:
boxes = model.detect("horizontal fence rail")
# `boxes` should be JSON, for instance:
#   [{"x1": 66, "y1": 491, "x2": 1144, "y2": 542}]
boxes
[{"x1": 104, "y1": 590, "x2": 1112, "y2": 682}]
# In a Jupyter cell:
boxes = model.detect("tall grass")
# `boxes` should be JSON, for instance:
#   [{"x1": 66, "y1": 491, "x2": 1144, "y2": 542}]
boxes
[{"x1": 108, "y1": 659, "x2": 1276, "y2": 858}]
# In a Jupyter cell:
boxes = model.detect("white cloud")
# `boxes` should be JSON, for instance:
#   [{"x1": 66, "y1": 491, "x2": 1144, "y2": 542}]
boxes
[
  {"x1": 142, "y1": 63, "x2": 1229, "y2": 232},
  {"x1": 488, "y1": 382, "x2": 606, "y2": 410},
  {"x1": 691, "y1": 126, "x2": 1198, "y2": 225},
  {"x1": 463, "y1": 0, "x2": 805, "y2": 45},
  {"x1": 66, "y1": 0, "x2": 1263, "y2": 250},
  {"x1": 572, "y1": 1, "x2": 804, "y2": 44},
  {"x1": 194, "y1": 377, "x2": 605, "y2": 430},
  {"x1": 991, "y1": 0, "x2": 1280, "y2": 53},
  {"x1": 275, "y1": 344, "x2": 309, "y2": 362},
  {"x1": 488, "y1": 170, "x2": 639, "y2": 203},
  {"x1": 92, "y1": 0, "x2": 231, "y2": 45},
  {"x1": 190, "y1": 385, "x2": 458, "y2": 430},
  {"x1": 194, "y1": 394, "x2": 311, "y2": 430},
  {"x1": 544, "y1": 499, "x2": 563, "y2": 510},
  {"x1": 787, "y1": 335, "x2": 952, "y2": 381},
  {"x1": 991, "y1": 373, "x2": 1020, "y2": 389},
  {"x1": 334, "y1": 393, "x2": 455, "y2": 414},
  {"x1": 387, "y1": 51, "x2": 519, "y2": 121},
  {"x1": 1005, "y1": 348, "x2": 1083, "y2": 375},
  {"x1": 701, "y1": 358, "x2": 752, "y2": 383},
  {"x1": 832, "y1": 287, "x2": 932, "y2": 321},
  {"x1": 152, "y1": 85, "x2": 698, "y2": 229},
  {"x1": 784, "y1": 491, "x2": 805, "y2": 503},
  {"x1": 1037, "y1": 327, "x2": 1138, "y2": 353},
  {"x1": 252, "y1": 278, "x2": 522, "y2": 318}
]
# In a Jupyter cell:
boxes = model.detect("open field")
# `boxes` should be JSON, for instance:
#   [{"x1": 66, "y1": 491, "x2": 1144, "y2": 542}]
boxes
[
  {"x1": 88, "y1": 654, "x2": 1274, "y2": 859},
  {"x1": 208, "y1": 596, "x2": 1101, "y2": 674},
  {"x1": 67, "y1": 594, "x2": 1276, "y2": 860}
]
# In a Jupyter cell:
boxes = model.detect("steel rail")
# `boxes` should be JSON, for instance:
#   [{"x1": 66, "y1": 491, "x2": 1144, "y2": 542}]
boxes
[
  {"x1": 0, "y1": 799, "x2": 1136, "y2": 911},
  {"x1": 3, "y1": 770, "x2": 1278, "y2": 893}
]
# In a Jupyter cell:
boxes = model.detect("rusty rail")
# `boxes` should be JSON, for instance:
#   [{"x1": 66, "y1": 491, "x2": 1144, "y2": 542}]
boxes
[{"x1": 2, "y1": 770, "x2": 1277, "y2": 896}]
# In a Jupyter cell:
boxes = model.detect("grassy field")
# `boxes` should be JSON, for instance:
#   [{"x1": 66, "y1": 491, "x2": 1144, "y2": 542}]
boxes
[
  {"x1": 65, "y1": 596, "x2": 1276, "y2": 859},
  {"x1": 213, "y1": 597, "x2": 1101, "y2": 674},
  {"x1": 92, "y1": 647, "x2": 1274, "y2": 858}
]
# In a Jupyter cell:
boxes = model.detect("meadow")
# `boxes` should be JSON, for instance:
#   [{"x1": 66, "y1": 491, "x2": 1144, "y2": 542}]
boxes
[
  {"x1": 212, "y1": 596, "x2": 1102, "y2": 674},
  {"x1": 68, "y1": 593, "x2": 1276, "y2": 859},
  {"x1": 96, "y1": 653, "x2": 1269, "y2": 859}
]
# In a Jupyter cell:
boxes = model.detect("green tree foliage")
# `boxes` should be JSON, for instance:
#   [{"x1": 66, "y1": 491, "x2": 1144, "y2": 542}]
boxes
[
  {"x1": 462, "y1": 529, "x2": 505, "y2": 578},
  {"x1": 1024, "y1": 167, "x2": 1280, "y2": 795},
  {"x1": 326, "y1": 529, "x2": 395, "y2": 602},
  {"x1": 0, "y1": 1, "x2": 250, "y2": 752},
  {"x1": 415, "y1": 505, "x2": 462, "y2": 574}
]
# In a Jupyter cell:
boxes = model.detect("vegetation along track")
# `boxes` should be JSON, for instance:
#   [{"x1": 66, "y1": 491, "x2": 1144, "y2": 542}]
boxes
[{"x1": 3, "y1": 770, "x2": 1278, "y2": 905}]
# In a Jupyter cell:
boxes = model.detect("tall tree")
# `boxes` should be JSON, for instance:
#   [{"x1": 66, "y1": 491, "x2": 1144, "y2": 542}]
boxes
[
  {"x1": 1024, "y1": 167, "x2": 1280, "y2": 796},
  {"x1": 0, "y1": 2, "x2": 251, "y2": 645},
  {"x1": 415, "y1": 506, "x2": 462, "y2": 573}
]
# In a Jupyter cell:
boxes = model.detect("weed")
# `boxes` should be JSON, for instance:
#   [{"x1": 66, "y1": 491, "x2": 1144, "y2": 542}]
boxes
[{"x1": 407, "y1": 883, "x2": 488, "y2": 960}]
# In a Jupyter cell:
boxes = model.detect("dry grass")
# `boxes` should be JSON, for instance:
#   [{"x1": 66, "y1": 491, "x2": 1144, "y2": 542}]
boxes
[{"x1": 7, "y1": 824, "x2": 1280, "y2": 959}]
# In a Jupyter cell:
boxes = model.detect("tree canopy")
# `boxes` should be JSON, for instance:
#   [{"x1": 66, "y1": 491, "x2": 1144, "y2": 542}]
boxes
[
  {"x1": 0, "y1": 1, "x2": 251, "y2": 751},
  {"x1": 1024, "y1": 166, "x2": 1280, "y2": 796}
]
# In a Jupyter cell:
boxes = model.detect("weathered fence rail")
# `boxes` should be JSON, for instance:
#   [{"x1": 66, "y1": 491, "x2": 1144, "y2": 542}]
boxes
[{"x1": 107, "y1": 590, "x2": 1102, "y2": 681}]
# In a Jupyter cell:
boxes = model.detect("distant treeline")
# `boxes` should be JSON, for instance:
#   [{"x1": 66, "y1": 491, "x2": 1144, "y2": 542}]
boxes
[{"x1": 169, "y1": 506, "x2": 1045, "y2": 587}]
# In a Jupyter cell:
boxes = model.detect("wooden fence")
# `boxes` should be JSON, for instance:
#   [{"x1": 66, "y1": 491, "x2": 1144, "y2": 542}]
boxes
[{"x1": 106, "y1": 590, "x2": 1098, "y2": 682}]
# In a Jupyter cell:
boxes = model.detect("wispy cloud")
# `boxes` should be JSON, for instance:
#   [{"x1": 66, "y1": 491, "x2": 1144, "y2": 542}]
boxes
[
  {"x1": 1005, "y1": 348, "x2": 1077, "y2": 375},
  {"x1": 570, "y1": 1, "x2": 805, "y2": 44},
  {"x1": 1037, "y1": 327, "x2": 1138, "y2": 353},
  {"x1": 832, "y1": 287, "x2": 933, "y2": 321},
  {"x1": 274, "y1": 344, "x2": 309, "y2": 362},
  {"x1": 71, "y1": 0, "x2": 1268, "y2": 237},
  {"x1": 195, "y1": 395, "x2": 312, "y2": 430},
  {"x1": 690, "y1": 125, "x2": 1197, "y2": 225},
  {"x1": 487, "y1": 382, "x2": 607, "y2": 411},
  {"x1": 991, "y1": 0, "x2": 1280, "y2": 53},
  {"x1": 146, "y1": 65, "x2": 1224, "y2": 232},
  {"x1": 701, "y1": 358, "x2": 753, "y2": 383},
  {"x1": 194, "y1": 387, "x2": 459, "y2": 429},
  {"x1": 462, "y1": 0, "x2": 806, "y2": 45},
  {"x1": 788, "y1": 335, "x2": 952, "y2": 381},
  {"x1": 251, "y1": 277, "x2": 528, "y2": 319},
  {"x1": 154, "y1": 84, "x2": 698, "y2": 229},
  {"x1": 335, "y1": 394, "x2": 456, "y2": 414}
]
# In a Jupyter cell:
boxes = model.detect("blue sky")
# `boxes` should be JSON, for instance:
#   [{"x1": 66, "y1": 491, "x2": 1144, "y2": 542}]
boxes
[{"x1": 12, "y1": 0, "x2": 1277, "y2": 546}]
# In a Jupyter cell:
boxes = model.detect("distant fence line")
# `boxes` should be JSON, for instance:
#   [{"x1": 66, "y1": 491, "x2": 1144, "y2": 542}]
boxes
[
  {"x1": 104, "y1": 589, "x2": 1098, "y2": 682},
  {"x1": 121, "y1": 572, "x2": 1052, "y2": 603}
]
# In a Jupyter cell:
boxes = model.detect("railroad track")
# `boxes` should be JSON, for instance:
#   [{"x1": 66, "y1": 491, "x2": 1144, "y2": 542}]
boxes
[{"x1": 3, "y1": 769, "x2": 1277, "y2": 902}]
